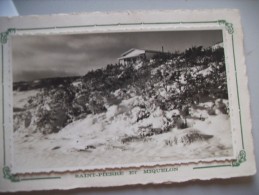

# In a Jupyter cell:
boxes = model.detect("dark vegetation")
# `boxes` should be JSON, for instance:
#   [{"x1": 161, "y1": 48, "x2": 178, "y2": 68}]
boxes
[
  {"x1": 13, "y1": 76, "x2": 80, "y2": 91},
  {"x1": 13, "y1": 46, "x2": 227, "y2": 135}
]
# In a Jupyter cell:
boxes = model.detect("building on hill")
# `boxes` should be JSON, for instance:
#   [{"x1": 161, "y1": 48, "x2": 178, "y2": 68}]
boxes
[
  {"x1": 211, "y1": 42, "x2": 223, "y2": 50},
  {"x1": 118, "y1": 48, "x2": 162, "y2": 65}
]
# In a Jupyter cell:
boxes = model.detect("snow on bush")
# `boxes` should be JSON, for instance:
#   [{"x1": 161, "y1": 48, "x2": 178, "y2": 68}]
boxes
[{"x1": 12, "y1": 46, "x2": 233, "y2": 170}]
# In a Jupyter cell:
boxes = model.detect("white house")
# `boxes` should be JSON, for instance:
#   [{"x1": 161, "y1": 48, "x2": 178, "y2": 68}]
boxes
[
  {"x1": 118, "y1": 48, "x2": 161, "y2": 65},
  {"x1": 211, "y1": 42, "x2": 223, "y2": 50}
]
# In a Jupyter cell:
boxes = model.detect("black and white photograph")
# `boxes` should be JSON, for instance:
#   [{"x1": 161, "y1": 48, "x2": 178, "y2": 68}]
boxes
[{"x1": 12, "y1": 30, "x2": 233, "y2": 171}]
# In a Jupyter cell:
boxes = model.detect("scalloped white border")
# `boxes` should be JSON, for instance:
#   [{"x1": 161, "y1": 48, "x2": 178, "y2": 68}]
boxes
[{"x1": 0, "y1": 9, "x2": 256, "y2": 192}]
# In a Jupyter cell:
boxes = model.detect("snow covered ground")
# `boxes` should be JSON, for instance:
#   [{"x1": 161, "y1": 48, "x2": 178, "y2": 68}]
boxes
[
  {"x1": 13, "y1": 90, "x2": 39, "y2": 109},
  {"x1": 12, "y1": 48, "x2": 232, "y2": 172},
  {"x1": 13, "y1": 92, "x2": 233, "y2": 172}
]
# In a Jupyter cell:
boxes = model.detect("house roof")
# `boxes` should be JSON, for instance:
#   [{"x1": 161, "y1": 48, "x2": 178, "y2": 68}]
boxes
[
  {"x1": 118, "y1": 48, "x2": 145, "y2": 60},
  {"x1": 118, "y1": 48, "x2": 161, "y2": 60},
  {"x1": 211, "y1": 42, "x2": 223, "y2": 50}
]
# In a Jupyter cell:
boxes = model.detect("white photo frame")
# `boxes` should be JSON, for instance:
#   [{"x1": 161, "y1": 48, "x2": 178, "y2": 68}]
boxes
[{"x1": 0, "y1": 9, "x2": 256, "y2": 192}]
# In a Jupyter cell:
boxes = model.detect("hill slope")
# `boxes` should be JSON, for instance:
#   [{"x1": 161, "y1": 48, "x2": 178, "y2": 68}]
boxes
[{"x1": 13, "y1": 46, "x2": 233, "y2": 171}]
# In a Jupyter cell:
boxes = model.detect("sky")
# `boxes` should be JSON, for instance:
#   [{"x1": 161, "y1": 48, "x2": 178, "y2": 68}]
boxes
[{"x1": 12, "y1": 30, "x2": 223, "y2": 82}]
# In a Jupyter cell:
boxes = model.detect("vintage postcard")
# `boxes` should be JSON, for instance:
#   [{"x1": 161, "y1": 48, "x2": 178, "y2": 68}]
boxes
[{"x1": 0, "y1": 10, "x2": 256, "y2": 192}]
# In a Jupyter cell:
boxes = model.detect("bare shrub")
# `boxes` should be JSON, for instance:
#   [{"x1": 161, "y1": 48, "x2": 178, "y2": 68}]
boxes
[
  {"x1": 175, "y1": 117, "x2": 188, "y2": 129},
  {"x1": 165, "y1": 139, "x2": 173, "y2": 146},
  {"x1": 207, "y1": 108, "x2": 216, "y2": 115}
]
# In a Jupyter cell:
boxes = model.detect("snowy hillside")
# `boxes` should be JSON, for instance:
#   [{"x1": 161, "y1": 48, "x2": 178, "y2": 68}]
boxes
[{"x1": 13, "y1": 46, "x2": 233, "y2": 171}]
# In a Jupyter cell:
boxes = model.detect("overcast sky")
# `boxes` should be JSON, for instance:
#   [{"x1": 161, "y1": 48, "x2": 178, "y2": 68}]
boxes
[{"x1": 12, "y1": 30, "x2": 223, "y2": 82}]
